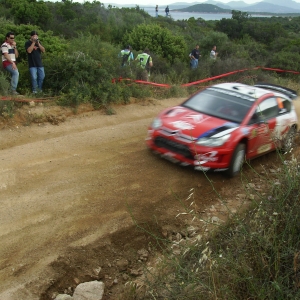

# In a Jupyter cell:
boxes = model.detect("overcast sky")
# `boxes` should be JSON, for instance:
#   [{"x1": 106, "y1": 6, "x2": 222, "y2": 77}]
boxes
[{"x1": 100, "y1": 0, "x2": 300, "y2": 7}]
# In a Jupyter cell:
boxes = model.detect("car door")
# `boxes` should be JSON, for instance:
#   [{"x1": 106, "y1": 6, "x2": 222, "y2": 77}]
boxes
[
  {"x1": 272, "y1": 97, "x2": 294, "y2": 143},
  {"x1": 247, "y1": 97, "x2": 279, "y2": 157}
]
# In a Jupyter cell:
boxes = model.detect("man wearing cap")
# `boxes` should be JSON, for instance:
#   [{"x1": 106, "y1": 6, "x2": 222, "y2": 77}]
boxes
[
  {"x1": 25, "y1": 30, "x2": 46, "y2": 94},
  {"x1": 1, "y1": 32, "x2": 19, "y2": 95},
  {"x1": 119, "y1": 45, "x2": 134, "y2": 67}
]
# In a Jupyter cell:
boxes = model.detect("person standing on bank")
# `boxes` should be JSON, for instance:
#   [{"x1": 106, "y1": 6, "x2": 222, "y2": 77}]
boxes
[
  {"x1": 165, "y1": 5, "x2": 169, "y2": 16},
  {"x1": 210, "y1": 45, "x2": 218, "y2": 59},
  {"x1": 189, "y1": 44, "x2": 200, "y2": 69},
  {"x1": 155, "y1": 5, "x2": 158, "y2": 17},
  {"x1": 25, "y1": 31, "x2": 46, "y2": 94},
  {"x1": 135, "y1": 48, "x2": 153, "y2": 82},
  {"x1": 1, "y1": 32, "x2": 19, "y2": 95}
]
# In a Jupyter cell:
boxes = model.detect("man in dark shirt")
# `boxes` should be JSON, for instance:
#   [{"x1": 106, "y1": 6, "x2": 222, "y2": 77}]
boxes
[
  {"x1": 189, "y1": 44, "x2": 200, "y2": 69},
  {"x1": 25, "y1": 31, "x2": 46, "y2": 94}
]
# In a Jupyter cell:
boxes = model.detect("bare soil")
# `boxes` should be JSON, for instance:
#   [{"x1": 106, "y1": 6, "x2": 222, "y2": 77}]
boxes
[{"x1": 0, "y1": 97, "x2": 299, "y2": 300}]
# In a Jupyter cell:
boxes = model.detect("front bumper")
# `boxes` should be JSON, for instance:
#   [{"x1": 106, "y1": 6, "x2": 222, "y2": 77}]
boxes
[{"x1": 146, "y1": 132, "x2": 233, "y2": 172}]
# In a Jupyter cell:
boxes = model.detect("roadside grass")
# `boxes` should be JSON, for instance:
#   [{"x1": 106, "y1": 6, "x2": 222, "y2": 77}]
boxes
[{"x1": 122, "y1": 147, "x2": 300, "y2": 299}]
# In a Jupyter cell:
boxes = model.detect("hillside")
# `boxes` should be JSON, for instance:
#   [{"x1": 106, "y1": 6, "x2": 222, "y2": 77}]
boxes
[{"x1": 173, "y1": 3, "x2": 231, "y2": 13}]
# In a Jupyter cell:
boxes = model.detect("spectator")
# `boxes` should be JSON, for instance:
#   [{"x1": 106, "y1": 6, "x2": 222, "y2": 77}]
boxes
[
  {"x1": 210, "y1": 45, "x2": 218, "y2": 59},
  {"x1": 119, "y1": 45, "x2": 134, "y2": 67},
  {"x1": 25, "y1": 30, "x2": 46, "y2": 94},
  {"x1": 165, "y1": 5, "x2": 169, "y2": 16},
  {"x1": 155, "y1": 5, "x2": 158, "y2": 17},
  {"x1": 1, "y1": 32, "x2": 19, "y2": 95},
  {"x1": 189, "y1": 44, "x2": 200, "y2": 69},
  {"x1": 135, "y1": 48, "x2": 153, "y2": 82}
]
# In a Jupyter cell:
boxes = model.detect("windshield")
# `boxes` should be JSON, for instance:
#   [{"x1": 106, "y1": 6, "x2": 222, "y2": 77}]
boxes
[{"x1": 181, "y1": 88, "x2": 253, "y2": 124}]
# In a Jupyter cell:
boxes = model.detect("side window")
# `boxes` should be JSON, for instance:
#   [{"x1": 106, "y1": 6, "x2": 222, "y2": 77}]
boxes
[
  {"x1": 277, "y1": 97, "x2": 291, "y2": 114},
  {"x1": 256, "y1": 97, "x2": 279, "y2": 120}
]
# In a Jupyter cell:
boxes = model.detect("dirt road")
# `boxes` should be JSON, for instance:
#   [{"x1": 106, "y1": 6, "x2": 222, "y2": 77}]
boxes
[{"x1": 0, "y1": 98, "x2": 298, "y2": 299}]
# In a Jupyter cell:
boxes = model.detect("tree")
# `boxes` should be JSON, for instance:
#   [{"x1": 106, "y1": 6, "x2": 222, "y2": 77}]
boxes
[
  {"x1": 5, "y1": 0, "x2": 51, "y2": 26},
  {"x1": 123, "y1": 24, "x2": 187, "y2": 63},
  {"x1": 231, "y1": 10, "x2": 250, "y2": 22}
]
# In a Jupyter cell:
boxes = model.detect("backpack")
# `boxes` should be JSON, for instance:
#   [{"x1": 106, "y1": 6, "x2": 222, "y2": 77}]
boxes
[{"x1": 121, "y1": 51, "x2": 131, "y2": 66}]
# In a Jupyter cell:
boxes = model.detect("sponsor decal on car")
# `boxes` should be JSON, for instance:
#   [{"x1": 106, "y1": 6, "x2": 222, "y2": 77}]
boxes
[
  {"x1": 241, "y1": 128, "x2": 250, "y2": 135},
  {"x1": 257, "y1": 143, "x2": 272, "y2": 154},
  {"x1": 198, "y1": 123, "x2": 238, "y2": 139},
  {"x1": 194, "y1": 151, "x2": 218, "y2": 163},
  {"x1": 250, "y1": 129, "x2": 257, "y2": 139},
  {"x1": 185, "y1": 114, "x2": 209, "y2": 124},
  {"x1": 171, "y1": 120, "x2": 194, "y2": 131},
  {"x1": 166, "y1": 107, "x2": 186, "y2": 117},
  {"x1": 208, "y1": 87, "x2": 255, "y2": 101}
]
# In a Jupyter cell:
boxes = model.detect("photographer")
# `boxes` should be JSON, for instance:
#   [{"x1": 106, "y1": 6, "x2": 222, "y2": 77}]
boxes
[{"x1": 25, "y1": 30, "x2": 46, "y2": 94}]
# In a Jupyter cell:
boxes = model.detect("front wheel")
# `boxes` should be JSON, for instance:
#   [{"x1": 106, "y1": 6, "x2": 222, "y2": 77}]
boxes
[{"x1": 226, "y1": 143, "x2": 246, "y2": 178}]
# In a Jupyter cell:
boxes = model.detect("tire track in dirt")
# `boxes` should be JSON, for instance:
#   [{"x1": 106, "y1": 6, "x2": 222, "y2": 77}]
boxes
[{"x1": 0, "y1": 98, "x2": 299, "y2": 299}]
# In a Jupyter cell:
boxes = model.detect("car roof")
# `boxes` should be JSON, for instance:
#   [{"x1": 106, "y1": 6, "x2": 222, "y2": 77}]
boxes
[{"x1": 210, "y1": 83, "x2": 272, "y2": 101}]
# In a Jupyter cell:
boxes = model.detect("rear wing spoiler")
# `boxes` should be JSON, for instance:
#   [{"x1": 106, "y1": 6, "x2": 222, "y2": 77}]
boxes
[{"x1": 254, "y1": 83, "x2": 298, "y2": 100}]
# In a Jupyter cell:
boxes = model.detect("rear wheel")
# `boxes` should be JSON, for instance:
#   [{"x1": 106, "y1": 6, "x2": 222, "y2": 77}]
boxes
[
  {"x1": 226, "y1": 143, "x2": 246, "y2": 178},
  {"x1": 281, "y1": 126, "x2": 297, "y2": 153}
]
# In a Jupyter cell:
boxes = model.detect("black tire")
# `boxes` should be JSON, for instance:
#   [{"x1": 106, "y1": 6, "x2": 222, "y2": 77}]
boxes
[
  {"x1": 281, "y1": 126, "x2": 297, "y2": 153},
  {"x1": 226, "y1": 143, "x2": 246, "y2": 178}
]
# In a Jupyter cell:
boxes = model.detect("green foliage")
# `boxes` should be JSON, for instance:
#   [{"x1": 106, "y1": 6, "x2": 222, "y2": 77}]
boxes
[
  {"x1": 199, "y1": 31, "x2": 229, "y2": 58},
  {"x1": 0, "y1": 71, "x2": 11, "y2": 95},
  {"x1": 215, "y1": 18, "x2": 241, "y2": 39},
  {"x1": 0, "y1": 20, "x2": 67, "y2": 63},
  {"x1": 0, "y1": 0, "x2": 299, "y2": 107},
  {"x1": 0, "y1": 100, "x2": 15, "y2": 118},
  {"x1": 44, "y1": 51, "x2": 110, "y2": 94},
  {"x1": 267, "y1": 51, "x2": 300, "y2": 72},
  {"x1": 232, "y1": 10, "x2": 250, "y2": 22},
  {"x1": 242, "y1": 21, "x2": 288, "y2": 44},
  {"x1": 4, "y1": 0, "x2": 52, "y2": 26},
  {"x1": 124, "y1": 23, "x2": 187, "y2": 63},
  {"x1": 123, "y1": 153, "x2": 300, "y2": 300}
]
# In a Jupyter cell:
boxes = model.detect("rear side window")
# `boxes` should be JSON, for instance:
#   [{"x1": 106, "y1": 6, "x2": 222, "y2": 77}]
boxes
[{"x1": 276, "y1": 97, "x2": 291, "y2": 114}]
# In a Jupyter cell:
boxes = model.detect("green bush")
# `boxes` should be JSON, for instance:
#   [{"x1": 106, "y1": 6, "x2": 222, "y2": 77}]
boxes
[
  {"x1": 123, "y1": 23, "x2": 187, "y2": 64},
  {"x1": 267, "y1": 51, "x2": 300, "y2": 72}
]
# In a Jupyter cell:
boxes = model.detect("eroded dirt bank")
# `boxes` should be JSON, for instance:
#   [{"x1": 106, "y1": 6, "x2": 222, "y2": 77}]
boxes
[{"x1": 0, "y1": 98, "x2": 299, "y2": 299}]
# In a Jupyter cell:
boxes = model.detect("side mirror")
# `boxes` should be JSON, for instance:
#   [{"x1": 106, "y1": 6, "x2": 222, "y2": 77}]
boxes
[{"x1": 251, "y1": 112, "x2": 265, "y2": 125}]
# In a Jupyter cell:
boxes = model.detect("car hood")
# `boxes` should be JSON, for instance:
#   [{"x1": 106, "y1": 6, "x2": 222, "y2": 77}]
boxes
[{"x1": 160, "y1": 106, "x2": 239, "y2": 139}]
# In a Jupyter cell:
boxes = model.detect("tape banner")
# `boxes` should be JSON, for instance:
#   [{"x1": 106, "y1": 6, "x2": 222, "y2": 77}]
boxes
[
  {"x1": 6, "y1": 67, "x2": 298, "y2": 102},
  {"x1": 115, "y1": 66, "x2": 300, "y2": 88}
]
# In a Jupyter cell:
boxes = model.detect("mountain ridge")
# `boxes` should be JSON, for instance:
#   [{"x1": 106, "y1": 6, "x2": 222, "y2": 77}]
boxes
[{"x1": 168, "y1": 0, "x2": 300, "y2": 13}]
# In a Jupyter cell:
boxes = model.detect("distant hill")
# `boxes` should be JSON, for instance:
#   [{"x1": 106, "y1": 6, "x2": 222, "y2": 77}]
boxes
[
  {"x1": 263, "y1": 0, "x2": 300, "y2": 9},
  {"x1": 202, "y1": 1, "x2": 232, "y2": 9},
  {"x1": 235, "y1": 2, "x2": 300, "y2": 13},
  {"x1": 174, "y1": 4, "x2": 231, "y2": 13},
  {"x1": 103, "y1": 1, "x2": 300, "y2": 14},
  {"x1": 169, "y1": 1, "x2": 300, "y2": 13}
]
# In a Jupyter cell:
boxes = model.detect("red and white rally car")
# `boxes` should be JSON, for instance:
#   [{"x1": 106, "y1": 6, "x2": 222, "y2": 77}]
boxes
[{"x1": 146, "y1": 83, "x2": 298, "y2": 177}]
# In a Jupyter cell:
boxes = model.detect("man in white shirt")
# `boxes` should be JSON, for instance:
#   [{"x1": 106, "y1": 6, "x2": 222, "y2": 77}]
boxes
[
  {"x1": 210, "y1": 45, "x2": 218, "y2": 59},
  {"x1": 1, "y1": 32, "x2": 19, "y2": 95}
]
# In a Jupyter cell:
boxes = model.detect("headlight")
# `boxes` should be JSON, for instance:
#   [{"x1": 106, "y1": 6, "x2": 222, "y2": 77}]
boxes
[
  {"x1": 152, "y1": 118, "x2": 162, "y2": 129},
  {"x1": 196, "y1": 134, "x2": 231, "y2": 147}
]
